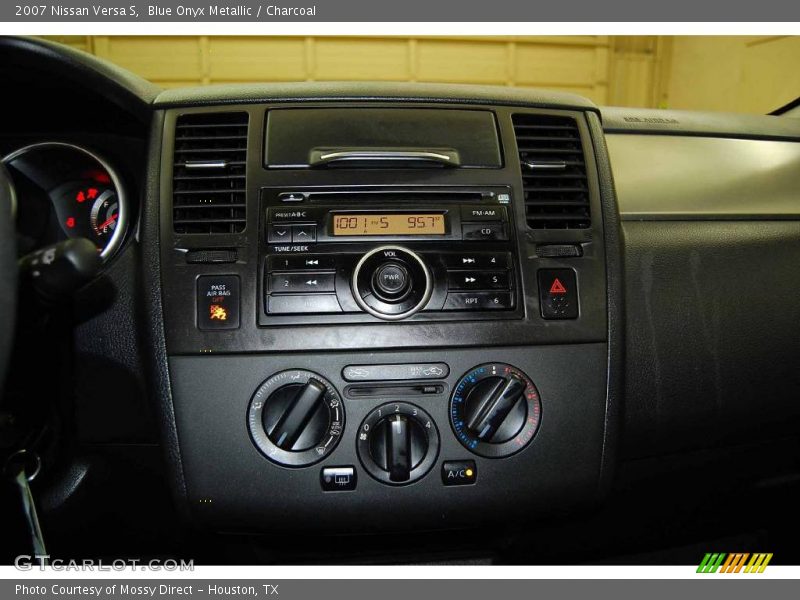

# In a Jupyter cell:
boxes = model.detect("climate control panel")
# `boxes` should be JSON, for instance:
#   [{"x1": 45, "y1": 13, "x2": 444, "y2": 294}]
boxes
[
  {"x1": 245, "y1": 362, "x2": 542, "y2": 487},
  {"x1": 169, "y1": 344, "x2": 607, "y2": 532}
]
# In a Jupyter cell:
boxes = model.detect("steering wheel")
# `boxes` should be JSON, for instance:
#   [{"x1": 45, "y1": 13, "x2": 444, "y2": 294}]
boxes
[{"x1": 0, "y1": 163, "x2": 17, "y2": 399}]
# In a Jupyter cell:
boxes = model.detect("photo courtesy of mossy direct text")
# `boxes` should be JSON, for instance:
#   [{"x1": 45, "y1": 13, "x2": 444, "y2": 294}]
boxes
[{"x1": 15, "y1": 584, "x2": 275, "y2": 597}]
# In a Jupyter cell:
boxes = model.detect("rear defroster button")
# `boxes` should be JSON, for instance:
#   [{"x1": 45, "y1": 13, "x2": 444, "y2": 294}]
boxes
[{"x1": 321, "y1": 466, "x2": 357, "y2": 491}]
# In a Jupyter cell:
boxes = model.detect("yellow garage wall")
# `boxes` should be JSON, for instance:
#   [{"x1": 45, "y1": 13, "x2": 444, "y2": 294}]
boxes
[
  {"x1": 668, "y1": 36, "x2": 800, "y2": 113},
  {"x1": 43, "y1": 36, "x2": 800, "y2": 113}
]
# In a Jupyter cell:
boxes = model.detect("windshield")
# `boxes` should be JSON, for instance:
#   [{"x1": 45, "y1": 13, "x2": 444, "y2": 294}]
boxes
[{"x1": 44, "y1": 35, "x2": 800, "y2": 114}]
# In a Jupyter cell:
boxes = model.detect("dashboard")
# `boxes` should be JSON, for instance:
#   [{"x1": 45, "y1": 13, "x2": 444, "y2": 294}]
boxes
[{"x1": 1, "y1": 36, "x2": 799, "y2": 563}]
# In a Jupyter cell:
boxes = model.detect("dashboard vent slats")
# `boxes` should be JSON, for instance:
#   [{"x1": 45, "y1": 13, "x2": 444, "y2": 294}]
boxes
[
  {"x1": 172, "y1": 112, "x2": 249, "y2": 234},
  {"x1": 512, "y1": 114, "x2": 591, "y2": 230}
]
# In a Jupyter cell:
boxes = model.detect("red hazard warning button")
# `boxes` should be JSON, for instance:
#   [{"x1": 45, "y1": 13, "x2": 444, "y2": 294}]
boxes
[
  {"x1": 538, "y1": 269, "x2": 578, "y2": 319},
  {"x1": 549, "y1": 278, "x2": 568, "y2": 295}
]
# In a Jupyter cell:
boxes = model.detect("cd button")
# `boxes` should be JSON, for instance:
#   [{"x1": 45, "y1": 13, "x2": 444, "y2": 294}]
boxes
[{"x1": 461, "y1": 222, "x2": 507, "y2": 241}]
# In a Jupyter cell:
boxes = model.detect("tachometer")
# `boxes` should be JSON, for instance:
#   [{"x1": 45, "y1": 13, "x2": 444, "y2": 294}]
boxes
[
  {"x1": 53, "y1": 180, "x2": 120, "y2": 251},
  {"x1": 2, "y1": 143, "x2": 128, "y2": 261}
]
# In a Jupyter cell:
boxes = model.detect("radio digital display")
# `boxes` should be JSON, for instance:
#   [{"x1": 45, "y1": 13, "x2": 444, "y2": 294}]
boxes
[{"x1": 333, "y1": 213, "x2": 446, "y2": 236}]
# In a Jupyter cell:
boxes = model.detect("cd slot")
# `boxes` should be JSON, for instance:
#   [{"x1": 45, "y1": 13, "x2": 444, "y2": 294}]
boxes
[{"x1": 303, "y1": 190, "x2": 489, "y2": 204}]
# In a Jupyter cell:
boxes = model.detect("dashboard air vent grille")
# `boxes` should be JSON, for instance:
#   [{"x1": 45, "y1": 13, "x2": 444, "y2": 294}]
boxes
[
  {"x1": 172, "y1": 112, "x2": 249, "y2": 234},
  {"x1": 512, "y1": 114, "x2": 590, "y2": 230}
]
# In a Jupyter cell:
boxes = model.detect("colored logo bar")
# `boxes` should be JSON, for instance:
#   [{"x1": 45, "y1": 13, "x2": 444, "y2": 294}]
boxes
[{"x1": 697, "y1": 553, "x2": 773, "y2": 573}]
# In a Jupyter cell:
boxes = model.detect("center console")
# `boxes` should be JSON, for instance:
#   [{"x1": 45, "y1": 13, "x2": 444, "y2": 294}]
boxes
[{"x1": 152, "y1": 92, "x2": 619, "y2": 533}]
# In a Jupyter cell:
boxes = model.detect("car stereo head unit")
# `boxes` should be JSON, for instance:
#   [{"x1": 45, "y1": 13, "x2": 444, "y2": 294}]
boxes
[{"x1": 259, "y1": 187, "x2": 521, "y2": 325}]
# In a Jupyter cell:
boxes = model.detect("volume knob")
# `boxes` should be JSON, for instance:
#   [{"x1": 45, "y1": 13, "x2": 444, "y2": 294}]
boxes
[{"x1": 352, "y1": 246, "x2": 432, "y2": 320}]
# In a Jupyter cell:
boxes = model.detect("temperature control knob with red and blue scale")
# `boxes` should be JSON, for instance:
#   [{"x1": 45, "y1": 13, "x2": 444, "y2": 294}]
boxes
[{"x1": 450, "y1": 363, "x2": 541, "y2": 458}]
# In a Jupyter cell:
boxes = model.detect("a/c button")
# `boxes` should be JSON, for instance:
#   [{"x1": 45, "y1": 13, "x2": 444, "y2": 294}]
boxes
[{"x1": 442, "y1": 460, "x2": 477, "y2": 486}]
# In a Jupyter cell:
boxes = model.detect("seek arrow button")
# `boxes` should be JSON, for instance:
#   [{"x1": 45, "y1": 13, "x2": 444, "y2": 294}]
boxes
[
  {"x1": 269, "y1": 272, "x2": 336, "y2": 294},
  {"x1": 268, "y1": 224, "x2": 292, "y2": 243},
  {"x1": 447, "y1": 270, "x2": 509, "y2": 290},
  {"x1": 292, "y1": 225, "x2": 317, "y2": 243}
]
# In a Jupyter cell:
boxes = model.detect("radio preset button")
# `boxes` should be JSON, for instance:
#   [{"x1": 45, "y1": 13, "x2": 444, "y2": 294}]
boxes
[
  {"x1": 270, "y1": 272, "x2": 336, "y2": 294},
  {"x1": 447, "y1": 270, "x2": 509, "y2": 291},
  {"x1": 461, "y1": 222, "x2": 507, "y2": 241},
  {"x1": 443, "y1": 292, "x2": 512, "y2": 311},
  {"x1": 442, "y1": 253, "x2": 510, "y2": 269},
  {"x1": 267, "y1": 294, "x2": 342, "y2": 314},
  {"x1": 268, "y1": 254, "x2": 336, "y2": 271}
]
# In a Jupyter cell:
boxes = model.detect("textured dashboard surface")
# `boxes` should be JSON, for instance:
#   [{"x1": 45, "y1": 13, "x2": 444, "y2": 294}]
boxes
[{"x1": 623, "y1": 220, "x2": 800, "y2": 457}]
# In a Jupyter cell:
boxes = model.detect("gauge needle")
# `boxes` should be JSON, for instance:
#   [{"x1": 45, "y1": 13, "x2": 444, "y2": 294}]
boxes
[{"x1": 97, "y1": 213, "x2": 118, "y2": 231}]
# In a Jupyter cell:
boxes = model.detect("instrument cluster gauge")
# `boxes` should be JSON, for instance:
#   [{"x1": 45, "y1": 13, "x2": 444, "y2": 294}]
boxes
[{"x1": 2, "y1": 142, "x2": 129, "y2": 261}]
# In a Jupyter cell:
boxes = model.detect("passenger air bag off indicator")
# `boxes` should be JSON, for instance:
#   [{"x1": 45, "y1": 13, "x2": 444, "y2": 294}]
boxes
[
  {"x1": 197, "y1": 275, "x2": 240, "y2": 330},
  {"x1": 538, "y1": 269, "x2": 578, "y2": 320}
]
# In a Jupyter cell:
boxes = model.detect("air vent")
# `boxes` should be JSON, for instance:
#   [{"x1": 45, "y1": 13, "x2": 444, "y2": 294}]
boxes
[
  {"x1": 512, "y1": 114, "x2": 590, "y2": 229},
  {"x1": 172, "y1": 112, "x2": 248, "y2": 234}
]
